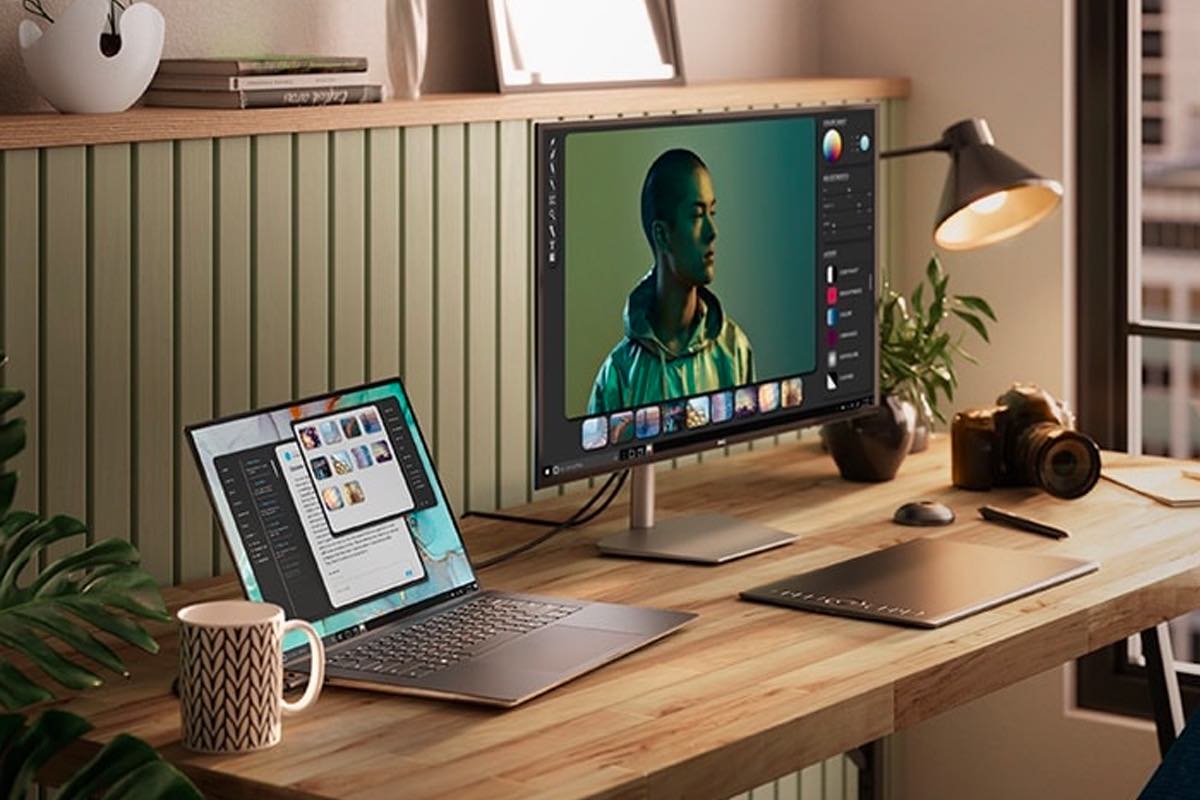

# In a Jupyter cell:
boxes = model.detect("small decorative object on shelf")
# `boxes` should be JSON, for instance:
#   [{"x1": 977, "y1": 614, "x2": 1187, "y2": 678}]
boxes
[
  {"x1": 387, "y1": 0, "x2": 428, "y2": 99},
  {"x1": 18, "y1": 0, "x2": 164, "y2": 113},
  {"x1": 143, "y1": 55, "x2": 382, "y2": 108}
]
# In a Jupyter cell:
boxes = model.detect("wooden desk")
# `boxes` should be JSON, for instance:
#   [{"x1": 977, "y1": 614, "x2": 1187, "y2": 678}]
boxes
[{"x1": 51, "y1": 438, "x2": 1200, "y2": 799}]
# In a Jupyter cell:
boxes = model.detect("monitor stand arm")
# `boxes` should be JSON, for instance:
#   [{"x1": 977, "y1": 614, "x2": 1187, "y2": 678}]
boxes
[
  {"x1": 629, "y1": 462, "x2": 656, "y2": 529},
  {"x1": 595, "y1": 464, "x2": 798, "y2": 564}
]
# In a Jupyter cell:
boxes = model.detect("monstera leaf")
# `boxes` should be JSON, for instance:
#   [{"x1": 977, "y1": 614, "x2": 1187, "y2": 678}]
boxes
[
  {"x1": 0, "y1": 515, "x2": 168, "y2": 710},
  {"x1": 0, "y1": 709, "x2": 200, "y2": 799},
  {"x1": 0, "y1": 360, "x2": 167, "y2": 709},
  {"x1": 0, "y1": 352, "x2": 199, "y2": 797}
]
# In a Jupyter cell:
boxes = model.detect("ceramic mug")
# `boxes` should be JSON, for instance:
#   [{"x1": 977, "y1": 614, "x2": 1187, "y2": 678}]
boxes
[{"x1": 177, "y1": 600, "x2": 324, "y2": 753}]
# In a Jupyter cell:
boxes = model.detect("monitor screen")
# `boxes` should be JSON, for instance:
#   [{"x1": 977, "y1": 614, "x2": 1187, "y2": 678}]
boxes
[
  {"x1": 534, "y1": 107, "x2": 878, "y2": 487},
  {"x1": 187, "y1": 379, "x2": 477, "y2": 653}
]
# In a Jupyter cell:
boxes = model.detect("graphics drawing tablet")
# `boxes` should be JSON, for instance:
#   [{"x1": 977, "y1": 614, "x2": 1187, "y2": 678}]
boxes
[{"x1": 740, "y1": 537, "x2": 1098, "y2": 628}]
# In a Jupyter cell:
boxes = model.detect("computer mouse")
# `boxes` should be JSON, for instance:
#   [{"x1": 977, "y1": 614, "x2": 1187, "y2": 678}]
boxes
[{"x1": 893, "y1": 500, "x2": 956, "y2": 527}]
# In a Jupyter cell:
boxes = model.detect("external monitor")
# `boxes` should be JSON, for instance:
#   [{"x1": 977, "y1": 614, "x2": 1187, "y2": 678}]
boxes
[{"x1": 534, "y1": 106, "x2": 879, "y2": 561}]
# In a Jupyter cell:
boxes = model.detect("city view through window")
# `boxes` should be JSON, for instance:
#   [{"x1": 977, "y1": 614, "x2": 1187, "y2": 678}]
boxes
[{"x1": 1136, "y1": 0, "x2": 1200, "y2": 670}]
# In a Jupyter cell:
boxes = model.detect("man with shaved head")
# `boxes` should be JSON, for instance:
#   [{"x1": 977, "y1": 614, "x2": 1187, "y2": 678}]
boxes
[{"x1": 587, "y1": 149, "x2": 754, "y2": 414}]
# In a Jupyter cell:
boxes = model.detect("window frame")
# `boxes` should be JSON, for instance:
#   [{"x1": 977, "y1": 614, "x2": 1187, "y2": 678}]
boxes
[{"x1": 1075, "y1": 0, "x2": 1200, "y2": 720}]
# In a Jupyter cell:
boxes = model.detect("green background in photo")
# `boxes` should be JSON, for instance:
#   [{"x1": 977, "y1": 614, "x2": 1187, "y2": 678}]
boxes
[{"x1": 563, "y1": 116, "x2": 817, "y2": 418}]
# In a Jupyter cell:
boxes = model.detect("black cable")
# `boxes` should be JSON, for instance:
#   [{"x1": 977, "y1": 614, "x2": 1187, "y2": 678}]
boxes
[
  {"x1": 461, "y1": 470, "x2": 621, "y2": 528},
  {"x1": 473, "y1": 470, "x2": 628, "y2": 570},
  {"x1": 459, "y1": 510, "x2": 560, "y2": 528}
]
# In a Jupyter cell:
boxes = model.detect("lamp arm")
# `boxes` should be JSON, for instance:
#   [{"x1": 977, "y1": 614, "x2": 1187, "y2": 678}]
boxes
[{"x1": 880, "y1": 140, "x2": 952, "y2": 159}]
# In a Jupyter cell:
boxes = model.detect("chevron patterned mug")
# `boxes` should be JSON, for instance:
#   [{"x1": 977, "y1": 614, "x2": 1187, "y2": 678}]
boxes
[{"x1": 177, "y1": 600, "x2": 325, "y2": 753}]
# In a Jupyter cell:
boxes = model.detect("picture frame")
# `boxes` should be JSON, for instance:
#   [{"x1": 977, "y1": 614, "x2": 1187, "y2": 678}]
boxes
[{"x1": 487, "y1": 0, "x2": 684, "y2": 93}]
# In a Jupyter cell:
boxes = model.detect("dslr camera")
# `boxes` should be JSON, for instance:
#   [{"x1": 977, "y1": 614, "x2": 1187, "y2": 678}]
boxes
[{"x1": 951, "y1": 384, "x2": 1101, "y2": 499}]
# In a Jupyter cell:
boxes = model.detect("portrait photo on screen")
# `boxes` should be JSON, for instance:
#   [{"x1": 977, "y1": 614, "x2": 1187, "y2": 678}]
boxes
[{"x1": 563, "y1": 116, "x2": 818, "y2": 419}]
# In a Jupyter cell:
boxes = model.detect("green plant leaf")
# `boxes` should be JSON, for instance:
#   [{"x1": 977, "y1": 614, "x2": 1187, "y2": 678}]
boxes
[
  {"x1": 0, "y1": 419, "x2": 25, "y2": 466},
  {"x1": 59, "y1": 733, "x2": 202, "y2": 800},
  {"x1": 0, "y1": 388, "x2": 23, "y2": 417},
  {"x1": 0, "y1": 476, "x2": 15, "y2": 525},
  {"x1": 0, "y1": 621, "x2": 103, "y2": 691},
  {"x1": 55, "y1": 598, "x2": 160, "y2": 654},
  {"x1": 0, "y1": 374, "x2": 192, "y2": 797},
  {"x1": 952, "y1": 309, "x2": 991, "y2": 342},
  {"x1": 925, "y1": 295, "x2": 945, "y2": 334},
  {"x1": 11, "y1": 607, "x2": 127, "y2": 677},
  {"x1": 28, "y1": 538, "x2": 141, "y2": 597},
  {"x1": 0, "y1": 516, "x2": 88, "y2": 603},
  {"x1": 0, "y1": 709, "x2": 92, "y2": 799},
  {"x1": 0, "y1": 511, "x2": 37, "y2": 545},
  {"x1": 0, "y1": 714, "x2": 22, "y2": 755},
  {"x1": 0, "y1": 661, "x2": 52, "y2": 711},
  {"x1": 78, "y1": 572, "x2": 168, "y2": 622},
  {"x1": 956, "y1": 345, "x2": 980, "y2": 366},
  {"x1": 926, "y1": 254, "x2": 943, "y2": 286},
  {"x1": 0, "y1": 512, "x2": 164, "y2": 705},
  {"x1": 102, "y1": 758, "x2": 203, "y2": 800},
  {"x1": 911, "y1": 282, "x2": 925, "y2": 316},
  {"x1": 956, "y1": 294, "x2": 997, "y2": 322}
]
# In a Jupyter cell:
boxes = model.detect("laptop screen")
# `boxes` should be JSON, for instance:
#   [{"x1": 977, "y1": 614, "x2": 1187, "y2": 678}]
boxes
[{"x1": 188, "y1": 378, "x2": 477, "y2": 653}]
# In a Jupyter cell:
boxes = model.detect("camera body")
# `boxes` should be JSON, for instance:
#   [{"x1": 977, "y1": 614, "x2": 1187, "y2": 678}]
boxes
[{"x1": 951, "y1": 384, "x2": 1101, "y2": 499}]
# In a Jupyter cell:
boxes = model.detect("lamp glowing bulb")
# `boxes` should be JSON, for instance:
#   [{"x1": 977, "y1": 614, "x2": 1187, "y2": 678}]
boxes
[{"x1": 969, "y1": 191, "x2": 1008, "y2": 215}]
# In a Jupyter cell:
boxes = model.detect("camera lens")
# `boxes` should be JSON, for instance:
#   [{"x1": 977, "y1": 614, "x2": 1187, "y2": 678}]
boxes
[{"x1": 1015, "y1": 423, "x2": 1101, "y2": 499}]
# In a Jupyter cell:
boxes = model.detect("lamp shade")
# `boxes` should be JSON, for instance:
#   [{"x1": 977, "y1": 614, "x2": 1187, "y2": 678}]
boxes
[{"x1": 931, "y1": 119, "x2": 1062, "y2": 250}]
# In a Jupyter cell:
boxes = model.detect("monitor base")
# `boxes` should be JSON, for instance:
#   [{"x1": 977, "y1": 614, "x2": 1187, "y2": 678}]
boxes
[{"x1": 596, "y1": 513, "x2": 797, "y2": 564}]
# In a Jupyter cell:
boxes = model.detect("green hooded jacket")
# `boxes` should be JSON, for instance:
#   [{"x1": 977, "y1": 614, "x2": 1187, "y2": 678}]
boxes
[{"x1": 587, "y1": 271, "x2": 754, "y2": 414}]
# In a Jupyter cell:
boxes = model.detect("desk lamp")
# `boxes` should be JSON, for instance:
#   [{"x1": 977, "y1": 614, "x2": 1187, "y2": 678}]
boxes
[
  {"x1": 882, "y1": 118, "x2": 1062, "y2": 249},
  {"x1": 881, "y1": 118, "x2": 1063, "y2": 524}
]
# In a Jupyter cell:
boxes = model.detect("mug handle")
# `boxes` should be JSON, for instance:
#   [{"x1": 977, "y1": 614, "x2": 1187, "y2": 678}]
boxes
[{"x1": 280, "y1": 619, "x2": 325, "y2": 716}]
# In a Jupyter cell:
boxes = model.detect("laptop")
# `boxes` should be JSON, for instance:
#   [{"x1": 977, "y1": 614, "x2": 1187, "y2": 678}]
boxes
[
  {"x1": 740, "y1": 537, "x2": 1098, "y2": 628},
  {"x1": 188, "y1": 377, "x2": 695, "y2": 707}
]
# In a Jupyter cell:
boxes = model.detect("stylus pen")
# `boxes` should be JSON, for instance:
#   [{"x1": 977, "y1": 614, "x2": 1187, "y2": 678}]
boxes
[{"x1": 978, "y1": 505, "x2": 1070, "y2": 540}]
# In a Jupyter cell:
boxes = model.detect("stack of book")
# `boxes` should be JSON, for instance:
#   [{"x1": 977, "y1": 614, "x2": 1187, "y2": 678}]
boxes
[{"x1": 142, "y1": 56, "x2": 383, "y2": 109}]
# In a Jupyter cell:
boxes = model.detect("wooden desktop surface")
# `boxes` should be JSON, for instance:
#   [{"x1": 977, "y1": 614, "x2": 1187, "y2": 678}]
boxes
[{"x1": 48, "y1": 437, "x2": 1200, "y2": 799}]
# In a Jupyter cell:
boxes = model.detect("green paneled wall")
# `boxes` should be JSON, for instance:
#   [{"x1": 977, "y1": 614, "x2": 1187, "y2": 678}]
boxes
[
  {"x1": 1, "y1": 123, "x2": 538, "y2": 585},
  {"x1": 0, "y1": 101, "x2": 897, "y2": 586}
]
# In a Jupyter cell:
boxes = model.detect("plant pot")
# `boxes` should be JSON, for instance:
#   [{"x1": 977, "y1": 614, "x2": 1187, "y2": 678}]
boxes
[
  {"x1": 18, "y1": 0, "x2": 164, "y2": 114},
  {"x1": 820, "y1": 395, "x2": 917, "y2": 482},
  {"x1": 910, "y1": 416, "x2": 930, "y2": 453}
]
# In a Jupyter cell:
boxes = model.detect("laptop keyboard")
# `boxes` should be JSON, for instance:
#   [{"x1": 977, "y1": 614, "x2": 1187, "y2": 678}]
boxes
[{"x1": 327, "y1": 595, "x2": 581, "y2": 680}]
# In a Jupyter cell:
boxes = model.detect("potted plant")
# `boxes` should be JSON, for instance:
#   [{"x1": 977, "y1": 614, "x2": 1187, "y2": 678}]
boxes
[
  {"x1": 0, "y1": 353, "x2": 200, "y2": 797},
  {"x1": 821, "y1": 255, "x2": 995, "y2": 481}
]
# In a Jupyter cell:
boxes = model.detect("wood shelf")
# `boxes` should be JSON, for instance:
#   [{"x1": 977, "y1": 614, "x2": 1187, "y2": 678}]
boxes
[{"x1": 0, "y1": 77, "x2": 909, "y2": 150}]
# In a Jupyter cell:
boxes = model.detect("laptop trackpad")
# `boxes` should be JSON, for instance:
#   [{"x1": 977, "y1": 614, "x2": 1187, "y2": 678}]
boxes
[{"x1": 480, "y1": 625, "x2": 642, "y2": 673}]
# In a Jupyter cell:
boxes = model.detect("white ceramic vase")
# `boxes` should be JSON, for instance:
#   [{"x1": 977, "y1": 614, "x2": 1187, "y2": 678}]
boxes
[
  {"x1": 387, "y1": 0, "x2": 428, "y2": 100},
  {"x1": 19, "y1": 0, "x2": 164, "y2": 114}
]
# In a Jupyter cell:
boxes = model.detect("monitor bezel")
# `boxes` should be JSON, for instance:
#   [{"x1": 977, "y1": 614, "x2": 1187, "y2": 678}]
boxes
[{"x1": 531, "y1": 105, "x2": 881, "y2": 490}]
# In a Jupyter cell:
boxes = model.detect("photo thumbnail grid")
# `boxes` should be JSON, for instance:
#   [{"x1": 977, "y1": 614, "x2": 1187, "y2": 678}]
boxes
[
  {"x1": 293, "y1": 403, "x2": 410, "y2": 534},
  {"x1": 579, "y1": 376, "x2": 806, "y2": 452}
]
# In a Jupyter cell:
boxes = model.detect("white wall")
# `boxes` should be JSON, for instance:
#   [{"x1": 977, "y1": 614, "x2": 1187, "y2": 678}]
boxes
[
  {"x1": 821, "y1": 2, "x2": 1160, "y2": 798},
  {"x1": 887, "y1": 666, "x2": 1158, "y2": 800},
  {"x1": 673, "y1": 0, "x2": 820, "y2": 81},
  {"x1": 0, "y1": 0, "x2": 820, "y2": 113},
  {"x1": 822, "y1": 0, "x2": 1073, "y2": 413}
]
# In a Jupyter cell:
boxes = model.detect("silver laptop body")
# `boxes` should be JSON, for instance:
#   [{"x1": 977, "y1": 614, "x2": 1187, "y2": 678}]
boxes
[{"x1": 188, "y1": 378, "x2": 694, "y2": 708}]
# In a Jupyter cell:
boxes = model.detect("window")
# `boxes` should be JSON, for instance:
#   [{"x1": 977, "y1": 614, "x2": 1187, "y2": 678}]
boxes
[
  {"x1": 1143, "y1": 115, "x2": 1164, "y2": 144},
  {"x1": 1143, "y1": 29, "x2": 1164, "y2": 57},
  {"x1": 1143, "y1": 72, "x2": 1164, "y2": 101},
  {"x1": 1076, "y1": 1, "x2": 1200, "y2": 720}
]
